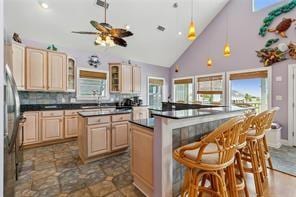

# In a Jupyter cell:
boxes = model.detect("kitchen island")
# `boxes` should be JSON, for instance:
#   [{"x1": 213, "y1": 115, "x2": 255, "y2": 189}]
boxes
[
  {"x1": 78, "y1": 109, "x2": 132, "y2": 163},
  {"x1": 129, "y1": 106, "x2": 250, "y2": 197}
]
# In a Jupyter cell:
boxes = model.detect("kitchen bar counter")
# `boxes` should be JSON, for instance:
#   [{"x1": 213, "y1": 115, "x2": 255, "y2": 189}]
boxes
[
  {"x1": 78, "y1": 109, "x2": 132, "y2": 117},
  {"x1": 151, "y1": 106, "x2": 248, "y2": 119}
]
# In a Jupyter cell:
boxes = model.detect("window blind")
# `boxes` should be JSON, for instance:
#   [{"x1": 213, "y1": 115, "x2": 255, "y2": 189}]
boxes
[
  {"x1": 149, "y1": 78, "x2": 164, "y2": 86},
  {"x1": 79, "y1": 70, "x2": 107, "y2": 79},
  {"x1": 230, "y1": 70, "x2": 268, "y2": 80},
  {"x1": 174, "y1": 78, "x2": 193, "y2": 84},
  {"x1": 196, "y1": 75, "x2": 223, "y2": 94}
]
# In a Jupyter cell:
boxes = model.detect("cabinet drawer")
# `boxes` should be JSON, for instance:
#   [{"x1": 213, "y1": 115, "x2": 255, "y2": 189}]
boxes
[
  {"x1": 65, "y1": 110, "x2": 82, "y2": 116},
  {"x1": 112, "y1": 114, "x2": 130, "y2": 122},
  {"x1": 87, "y1": 116, "x2": 110, "y2": 125},
  {"x1": 41, "y1": 110, "x2": 64, "y2": 117}
]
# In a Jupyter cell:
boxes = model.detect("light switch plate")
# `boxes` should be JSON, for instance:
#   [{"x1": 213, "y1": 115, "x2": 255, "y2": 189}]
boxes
[
  {"x1": 61, "y1": 98, "x2": 66, "y2": 103},
  {"x1": 70, "y1": 98, "x2": 76, "y2": 103},
  {"x1": 276, "y1": 76, "x2": 282, "y2": 82},
  {"x1": 275, "y1": 95, "x2": 282, "y2": 101}
]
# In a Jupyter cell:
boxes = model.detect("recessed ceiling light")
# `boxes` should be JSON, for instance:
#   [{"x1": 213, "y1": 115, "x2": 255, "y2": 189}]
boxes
[
  {"x1": 39, "y1": 0, "x2": 49, "y2": 9},
  {"x1": 125, "y1": 25, "x2": 130, "y2": 30},
  {"x1": 178, "y1": 32, "x2": 182, "y2": 35}
]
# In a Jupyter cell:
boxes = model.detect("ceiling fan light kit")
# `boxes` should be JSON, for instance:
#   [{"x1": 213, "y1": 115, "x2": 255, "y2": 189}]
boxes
[{"x1": 72, "y1": 0, "x2": 133, "y2": 47}]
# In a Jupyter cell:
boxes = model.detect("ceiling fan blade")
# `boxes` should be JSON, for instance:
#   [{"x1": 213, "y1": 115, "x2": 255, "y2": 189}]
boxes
[
  {"x1": 72, "y1": 31, "x2": 98, "y2": 35},
  {"x1": 112, "y1": 37, "x2": 127, "y2": 47},
  {"x1": 111, "y1": 29, "x2": 133, "y2": 37},
  {"x1": 90, "y1": 20, "x2": 109, "y2": 33},
  {"x1": 100, "y1": 22, "x2": 112, "y2": 29}
]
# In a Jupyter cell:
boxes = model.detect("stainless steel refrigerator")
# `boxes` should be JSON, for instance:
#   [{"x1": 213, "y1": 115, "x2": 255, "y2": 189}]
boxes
[{"x1": 3, "y1": 35, "x2": 24, "y2": 197}]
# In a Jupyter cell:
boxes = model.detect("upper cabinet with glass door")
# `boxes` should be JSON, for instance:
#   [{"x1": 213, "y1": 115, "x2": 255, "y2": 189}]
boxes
[
  {"x1": 67, "y1": 56, "x2": 76, "y2": 92},
  {"x1": 109, "y1": 63, "x2": 141, "y2": 94}
]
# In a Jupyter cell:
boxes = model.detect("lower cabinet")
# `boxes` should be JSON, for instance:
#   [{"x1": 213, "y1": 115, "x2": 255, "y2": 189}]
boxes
[
  {"x1": 64, "y1": 116, "x2": 79, "y2": 138},
  {"x1": 23, "y1": 112, "x2": 40, "y2": 145},
  {"x1": 87, "y1": 124, "x2": 111, "y2": 156},
  {"x1": 112, "y1": 122, "x2": 129, "y2": 151},
  {"x1": 133, "y1": 107, "x2": 149, "y2": 120},
  {"x1": 41, "y1": 116, "x2": 64, "y2": 141}
]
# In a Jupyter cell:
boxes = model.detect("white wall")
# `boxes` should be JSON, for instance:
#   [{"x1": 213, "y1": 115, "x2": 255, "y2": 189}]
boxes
[{"x1": 0, "y1": 0, "x2": 4, "y2": 195}]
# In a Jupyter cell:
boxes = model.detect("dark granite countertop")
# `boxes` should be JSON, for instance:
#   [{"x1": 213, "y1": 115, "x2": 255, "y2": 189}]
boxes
[
  {"x1": 151, "y1": 106, "x2": 250, "y2": 119},
  {"x1": 78, "y1": 109, "x2": 132, "y2": 117},
  {"x1": 20, "y1": 103, "x2": 147, "y2": 112},
  {"x1": 129, "y1": 118, "x2": 154, "y2": 130}
]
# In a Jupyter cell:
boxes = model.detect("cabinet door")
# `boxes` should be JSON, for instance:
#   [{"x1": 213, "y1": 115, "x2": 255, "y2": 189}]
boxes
[
  {"x1": 23, "y1": 112, "x2": 39, "y2": 145},
  {"x1": 87, "y1": 124, "x2": 111, "y2": 157},
  {"x1": 41, "y1": 116, "x2": 64, "y2": 141},
  {"x1": 132, "y1": 66, "x2": 141, "y2": 92},
  {"x1": 26, "y1": 48, "x2": 47, "y2": 91},
  {"x1": 65, "y1": 116, "x2": 79, "y2": 138},
  {"x1": 111, "y1": 122, "x2": 129, "y2": 151},
  {"x1": 133, "y1": 108, "x2": 148, "y2": 120},
  {"x1": 48, "y1": 52, "x2": 67, "y2": 91},
  {"x1": 121, "y1": 64, "x2": 133, "y2": 93},
  {"x1": 11, "y1": 43, "x2": 25, "y2": 90},
  {"x1": 109, "y1": 64, "x2": 122, "y2": 93}
]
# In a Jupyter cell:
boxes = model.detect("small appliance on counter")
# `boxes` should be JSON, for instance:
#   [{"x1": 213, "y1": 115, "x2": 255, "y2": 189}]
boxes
[{"x1": 132, "y1": 96, "x2": 143, "y2": 106}]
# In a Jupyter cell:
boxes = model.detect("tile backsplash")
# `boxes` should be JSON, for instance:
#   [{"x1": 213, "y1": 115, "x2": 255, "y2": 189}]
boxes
[{"x1": 19, "y1": 91, "x2": 135, "y2": 105}]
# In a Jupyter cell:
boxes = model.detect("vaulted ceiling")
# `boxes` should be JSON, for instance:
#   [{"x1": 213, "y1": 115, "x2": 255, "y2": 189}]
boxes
[{"x1": 4, "y1": 0, "x2": 229, "y2": 67}]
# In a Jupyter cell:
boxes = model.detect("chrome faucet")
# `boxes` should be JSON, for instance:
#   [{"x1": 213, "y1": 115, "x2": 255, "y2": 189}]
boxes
[{"x1": 92, "y1": 90, "x2": 102, "y2": 109}]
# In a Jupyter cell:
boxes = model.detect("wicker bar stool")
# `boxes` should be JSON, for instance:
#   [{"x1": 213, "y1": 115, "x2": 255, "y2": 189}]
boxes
[
  {"x1": 232, "y1": 113, "x2": 255, "y2": 197},
  {"x1": 241, "y1": 110, "x2": 271, "y2": 197},
  {"x1": 173, "y1": 116, "x2": 244, "y2": 197},
  {"x1": 262, "y1": 107, "x2": 280, "y2": 171}
]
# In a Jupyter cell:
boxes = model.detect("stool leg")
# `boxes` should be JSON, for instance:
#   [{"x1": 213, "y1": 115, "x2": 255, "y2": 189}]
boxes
[
  {"x1": 258, "y1": 139, "x2": 268, "y2": 178},
  {"x1": 263, "y1": 135, "x2": 273, "y2": 169},
  {"x1": 181, "y1": 168, "x2": 191, "y2": 197},
  {"x1": 248, "y1": 140, "x2": 264, "y2": 196},
  {"x1": 236, "y1": 150, "x2": 249, "y2": 197}
]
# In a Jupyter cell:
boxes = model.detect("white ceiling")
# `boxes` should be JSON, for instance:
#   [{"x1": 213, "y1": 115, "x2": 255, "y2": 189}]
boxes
[{"x1": 4, "y1": 0, "x2": 229, "y2": 67}]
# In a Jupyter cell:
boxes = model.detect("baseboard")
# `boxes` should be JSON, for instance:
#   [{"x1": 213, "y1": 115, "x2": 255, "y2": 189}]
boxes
[{"x1": 280, "y1": 139, "x2": 290, "y2": 146}]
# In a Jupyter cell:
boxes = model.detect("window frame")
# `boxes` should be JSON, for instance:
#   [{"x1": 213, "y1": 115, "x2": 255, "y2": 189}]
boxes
[
  {"x1": 147, "y1": 76, "x2": 166, "y2": 107},
  {"x1": 226, "y1": 67, "x2": 272, "y2": 110},
  {"x1": 252, "y1": 0, "x2": 284, "y2": 12},
  {"x1": 172, "y1": 76, "x2": 194, "y2": 103},
  {"x1": 195, "y1": 72, "x2": 226, "y2": 105},
  {"x1": 76, "y1": 67, "x2": 109, "y2": 101}
]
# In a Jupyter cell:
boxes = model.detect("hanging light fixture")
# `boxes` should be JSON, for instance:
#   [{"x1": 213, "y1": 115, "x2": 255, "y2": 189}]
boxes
[
  {"x1": 174, "y1": 2, "x2": 180, "y2": 73},
  {"x1": 187, "y1": 0, "x2": 196, "y2": 41},
  {"x1": 207, "y1": 58, "x2": 213, "y2": 68},
  {"x1": 175, "y1": 64, "x2": 179, "y2": 72},
  {"x1": 224, "y1": 6, "x2": 231, "y2": 57}
]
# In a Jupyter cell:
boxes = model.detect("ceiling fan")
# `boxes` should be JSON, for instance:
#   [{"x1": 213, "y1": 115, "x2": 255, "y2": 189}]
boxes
[{"x1": 72, "y1": 0, "x2": 133, "y2": 47}]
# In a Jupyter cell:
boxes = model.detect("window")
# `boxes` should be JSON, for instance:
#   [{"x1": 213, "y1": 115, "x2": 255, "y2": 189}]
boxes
[
  {"x1": 173, "y1": 77, "x2": 193, "y2": 103},
  {"x1": 148, "y1": 77, "x2": 165, "y2": 108},
  {"x1": 196, "y1": 74, "x2": 224, "y2": 105},
  {"x1": 253, "y1": 0, "x2": 283, "y2": 12},
  {"x1": 228, "y1": 69, "x2": 270, "y2": 113},
  {"x1": 77, "y1": 69, "x2": 109, "y2": 100}
]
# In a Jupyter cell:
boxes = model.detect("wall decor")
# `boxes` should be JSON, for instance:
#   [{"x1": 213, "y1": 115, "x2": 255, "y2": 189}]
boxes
[
  {"x1": 47, "y1": 44, "x2": 58, "y2": 51},
  {"x1": 12, "y1": 33, "x2": 22, "y2": 43},
  {"x1": 88, "y1": 55, "x2": 101, "y2": 68},
  {"x1": 259, "y1": 0, "x2": 296, "y2": 37},
  {"x1": 288, "y1": 42, "x2": 296, "y2": 59},
  {"x1": 265, "y1": 38, "x2": 279, "y2": 47},
  {"x1": 268, "y1": 18, "x2": 296, "y2": 38},
  {"x1": 256, "y1": 47, "x2": 287, "y2": 67}
]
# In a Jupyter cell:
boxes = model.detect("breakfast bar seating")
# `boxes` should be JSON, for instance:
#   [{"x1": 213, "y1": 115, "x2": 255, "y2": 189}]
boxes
[{"x1": 173, "y1": 116, "x2": 245, "y2": 196}]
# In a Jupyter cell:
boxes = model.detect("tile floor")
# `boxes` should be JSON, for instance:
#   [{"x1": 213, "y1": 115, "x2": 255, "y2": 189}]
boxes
[
  {"x1": 269, "y1": 145, "x2": 296, "y2": 176},
  {"x1": 16, "y1": 141, "x2": 145, "y2": 197}
]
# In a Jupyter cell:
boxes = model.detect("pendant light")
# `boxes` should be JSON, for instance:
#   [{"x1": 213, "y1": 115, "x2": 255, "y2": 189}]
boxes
[
  {"x1": 224, "y1": 6, "x2": 231, "y2": 57},
  {"x1": 187, "y1": 0, "x2": 196, "y2": 41},
  {"x1": 174, "y1": 2, "x2": 180, "y2": 72},
  {"x1": 207, "y1": 58, "x2": 213, "y2": 68}
]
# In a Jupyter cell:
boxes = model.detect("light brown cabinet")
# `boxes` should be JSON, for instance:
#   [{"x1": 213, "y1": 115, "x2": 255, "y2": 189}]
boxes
[
  {"x1": 132, "y1": 66, "x2": 141, "y2": 92},
  {"x1": 48, "y1": 52, "x2": 67, "y2": 91},
  {"x1": 67, "y1": 57, "x2": 76, "y2": 92},
  {"x1": 130, "y1": 123, "x2": 154, "y2": 196},
  {"x1": 23, "y1": 112, "x2": 40, "y2": 145},
  {"x1": 26, "y1": 48, "x2": 47, "y2": 91},
  {"x1": 11, "y1": 43, "x2": 25, "y2": 90},
  {"x1": 64, "y1": 116, "x2": 79, "y2": 138},
  {"x1": 111, "y1": 122, "x2": 129, "y2": 151},
  {"x1": 132, "y1": 107, "x2": 149, "y2": 120},
  {"x1": 109, "y1": 63, "x2": 141, "y2": 94},
  {"x1": 87, "y1": 124, "x2": 111, "y2": 156},
  {"x1": 41, "y1": 113, "x2": 64, "y2": 142}
]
